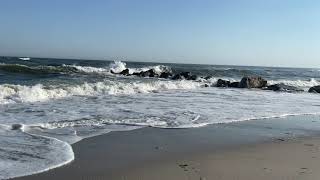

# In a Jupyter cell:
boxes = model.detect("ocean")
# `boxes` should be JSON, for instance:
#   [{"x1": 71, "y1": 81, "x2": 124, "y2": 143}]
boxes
[{"x1": 0, "y1": 57, "x2": 320, "y2": 179}]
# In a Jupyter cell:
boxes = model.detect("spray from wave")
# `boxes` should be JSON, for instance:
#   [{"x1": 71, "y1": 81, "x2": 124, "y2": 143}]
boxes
[{"x1": 109, "y1": 61, "x2": 172, "y2": 75}]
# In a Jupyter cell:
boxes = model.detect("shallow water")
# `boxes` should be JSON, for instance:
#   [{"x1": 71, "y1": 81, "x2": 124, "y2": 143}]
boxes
[{"x1": 0, "y1": 57, "x2": 320, "y2": 179}]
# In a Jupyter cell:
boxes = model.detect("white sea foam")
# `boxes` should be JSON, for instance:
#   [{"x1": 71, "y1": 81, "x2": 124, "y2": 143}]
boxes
[
  {"x1": 0, "y1": 126, "x2": 74, "y2": 180},
  {"x1": 18, "y1": 57, "x2": 30, "y2": 61},
  {"x1": 0, "y1": 76, "x2": 318, "y2": 105},
  {"x1": 2, "y1": 60, "x2": 320, "y2": 179},
  {"x1": 64, "y1": 64, "x2": 110, "y2": 74},
  {"x1": 198, "y1": 77, "x2": 239, "y2": 85},
  {"x1": 61, "y1": 61, "x2": 171, "y2": 76},
  {"x1": 0, "y1": 80, "x2": 201, "y2": 104},
  {"x1": 109, "y1": 61, "x2": 171, "y2": 75},
  {"x1": 1, "y1": 82, "x2": 320, "y2": 179},
  {"x1": 109, "y1": 60, "x2": 127, "y2": 73},
  {"x1": 268, "y1": 78, "x2": 320, "y2": 89}
]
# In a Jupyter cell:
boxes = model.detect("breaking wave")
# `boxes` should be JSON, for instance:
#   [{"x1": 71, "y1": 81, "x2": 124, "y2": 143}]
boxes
[
  {"x1": 0, "y1": 80, "x2": 201, "y2": 104},
  {"x1": 0, "y1": 61, "x2": 172, "y2": 77},
  {"x1": 0, "y1": 63, "x2": 79, "y2": 75},
  {"x1": 2, "y1": 58, "x2": 320, "y2": 179},
  {"x1": 109, "y1": 61, "x2": 172, "y2": 75},
  {"x1": 268, "y1": 78, "x2": 320, "y2": 89}
]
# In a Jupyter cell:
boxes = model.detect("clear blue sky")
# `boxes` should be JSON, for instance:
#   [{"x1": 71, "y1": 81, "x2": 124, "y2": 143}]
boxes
[{"x1": 0, "y1": 0, "x2": 319, "y2": 67}]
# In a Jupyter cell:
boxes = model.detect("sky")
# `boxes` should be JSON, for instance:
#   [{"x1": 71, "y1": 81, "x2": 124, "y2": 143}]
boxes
[{"x1": 0, "y1": 0, "x2": 319, "y2": 67}]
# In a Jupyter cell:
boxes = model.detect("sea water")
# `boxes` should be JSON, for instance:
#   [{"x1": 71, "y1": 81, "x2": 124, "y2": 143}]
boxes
[{"x1": 0, "y1": 57, "x2": 320, "y2": 179}]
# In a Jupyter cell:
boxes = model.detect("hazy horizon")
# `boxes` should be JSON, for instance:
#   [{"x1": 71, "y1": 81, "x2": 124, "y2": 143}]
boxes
[{"x1": 1, "y1": 0, "x2": 320, "y2": 68}]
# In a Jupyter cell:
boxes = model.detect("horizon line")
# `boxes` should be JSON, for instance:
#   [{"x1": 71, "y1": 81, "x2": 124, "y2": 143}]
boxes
[{"x1": 0, "y1": 54, "x2": 318, "y2": 70}]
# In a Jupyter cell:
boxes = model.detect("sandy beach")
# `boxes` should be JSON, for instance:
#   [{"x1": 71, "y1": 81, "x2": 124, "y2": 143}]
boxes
[{"x1": 15, "y1": 115, "x2": 320, "y2": 180}]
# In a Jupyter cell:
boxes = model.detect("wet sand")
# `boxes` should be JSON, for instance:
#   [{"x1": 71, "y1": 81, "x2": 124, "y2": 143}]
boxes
[{"x1": 15, "y1": 115, "x2": 320, "y2": 180}]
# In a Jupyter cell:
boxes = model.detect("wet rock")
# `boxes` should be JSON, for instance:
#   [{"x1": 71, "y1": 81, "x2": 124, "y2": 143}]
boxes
[
  {"x1": 133, "y1": 69, "x2": 157, "y2": 77},
  {"x1": 216, "y1": 79, "x2": 230, "y2": 87},
  {"x1": 229, "y1": 82, "x2": 240, "y2": 88},
  {"x1": 159, "y1": 72, "x2": 172, "y2": 79},
  {"x1": 264, "y1": 83, "x2": 303, "y2": 92},
  {"x1": 119, "y1": 69, "x2": 130, "y2": 76},
  {"x1": 172, "y1": 74, "x2": 183, "y2": 80},
  {"x1": 187, "y1": 74, "x2": 198, "y2": 80},
  {"x1": 309, "y1": 86, "x2": 320, "y2": 93},
  {"x1": 180, "y1": 72, "x2": 191, "y2": 79},
  {"x1": 238, "y1": 76, "x2": 267, "y2": 88},
  {"x1": 132, "y1": 72, "x2": 141, "y2": 76},
  {"x1": 172, "y1": 72, "x2": 196, "y2": 80},
  {"x1": 143, "y1": 69, "x2": 156, "y2": 77},
  {"x1": 11, "y1": 124, "x2": 23, "y2": 130},
  {"x1": 204, "y1": 76, "x2": 213, "y2": 80}
]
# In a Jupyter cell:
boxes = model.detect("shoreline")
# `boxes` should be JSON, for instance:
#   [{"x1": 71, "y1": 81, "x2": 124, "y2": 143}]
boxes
[{"x1": 15, "y1": 114, "x2": 320, "y2": 180}]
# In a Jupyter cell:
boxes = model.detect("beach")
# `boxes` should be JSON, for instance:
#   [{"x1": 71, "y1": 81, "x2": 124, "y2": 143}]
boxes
[
  {"x1": 1, "y1": 1, "x2": 320, "y2": 179},
  {"x1": 1, "y1": 58, "x2": 320, "y2": 179},
  {"x1": 15, "y1": 115, "x2": 320, "y2": 180}
]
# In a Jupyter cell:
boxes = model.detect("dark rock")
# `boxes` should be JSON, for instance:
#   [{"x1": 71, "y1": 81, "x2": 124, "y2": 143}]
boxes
[
  {"x1": 171, "y1": 72, "x2": 196, "y2": 80},
  {"x1": 119, "y1": 69, "x2": 130, "y2": 76},
  {"x1": 229, "y1": 82, "x2": 240, "y2": 88},
  {"x1": 204, "y1": 76, "x2": 213, "y2": 80},
  {"x1": 187, "y1": 75, "x2": 198, "y2": 80},
  {"x1": 238, "y1": 76, "x2": 267, "y2": 88},
  {"x1": 133, "y1": 69, "x2": 157, "y2": 77},
  {"x1": 180, "y1": 72, "x2": 191, "y2": 78},
  {"x1": 144, "y1": 69, "x2": 156, "y2": 77},
  {"x1": 12, "y1": 124, "x2": 23, "y2": 130},
  {"x1": 140, "y1": 71, "x2": 149, "y2": 77},
  {"x1": 172, "y1": 74, "x2": 183, "y2": 80},
  {"x1": 132, "y1": 72, "x2": 142, "y2": 76},
  {"x1": 204, "y1": 84, "x2": 209, "y2": 87},
  {"x1": 216, "y1": 79, "x2": 230, "y2": 87},
  {"x1": 159, "y1": 72, "x2": 172, "y2": 79},
  {"x1": 309, "y1": 86, "x2": 320, "y2": 93},
  {"x1": 264, "y1": 83, "x2": 303, "y2": 92}
]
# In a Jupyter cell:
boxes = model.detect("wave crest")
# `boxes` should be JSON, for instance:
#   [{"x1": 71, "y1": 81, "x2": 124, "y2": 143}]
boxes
[
  {"x1": 0, "y1": 61, "x2": 172, "y2": 77},
  {"x1": 0, "y1": 80, "x2": 201, "y2": 104},
  {"x1": 268, "y1": 78, "x2": 320, "y2": 88},
  {"x1": 109, "y1": 61, "x2": 172, "y2": 75}
]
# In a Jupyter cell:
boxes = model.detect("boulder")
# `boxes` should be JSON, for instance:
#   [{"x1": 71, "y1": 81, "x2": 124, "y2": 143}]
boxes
[
  {"x1": 11, "y1": 124, "x2": 23, "y2": 130},
  {"x1": 229, "y1": 82, "x2": 240, "y2": 88},
  {"x1": 180, "y1": 72, "x2": 191, "y2": 79},
  {"x1": 159, "y1": 72, "x2": 172, "y2": 79},
  {"x1": 172, "y1": 74, "x2": 183, "y2": 80},
  {"x1": 133, "y1": 69, "x2": 157, "y2": 77},
  {"x1": 143, "y1": 69, "x2": 156, "y2": 77},
  {"x1": 264, "y1": 83, "x2": 303, "y2": 92},
  {"x1": 171, "y1": 72, "x2": 195, "y2": 80},
  {"x1": 187, "y1": 75, "x2": 198, "y2": 80},
  {"x1": 308, "y1": 86, "x2": 320, "y2": 93},
  {"x1": 119, "y1": 69, "x2": 130, "y2": 76},
  {"x1": 238, "y1": 76, "x2": 267, "y2": 88},
  {"x1": 132, "y1": 72, "x2": 141, "y2": 76},
  {"x1": 204, "y1": 76, "x2": 212, "y2": 80},
  {"x1": 216, "y1": 79, "x2": 230, "y2": 87}
]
